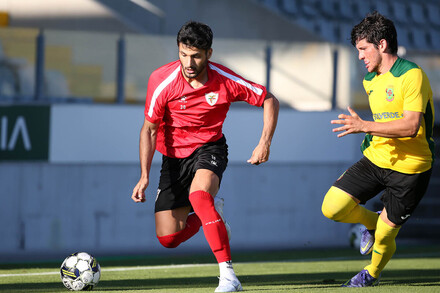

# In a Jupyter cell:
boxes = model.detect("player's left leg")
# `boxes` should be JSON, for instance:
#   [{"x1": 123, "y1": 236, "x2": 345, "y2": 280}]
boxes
[
  {"x1": 364, "y1": 210, "x2": 400, "y2": 278},
  {"x1": 343, "y1": 168, "x2": 432, "y2": 287},
  {"x1": 190, "y1": 169, "x2": 242, "y2": 292}
]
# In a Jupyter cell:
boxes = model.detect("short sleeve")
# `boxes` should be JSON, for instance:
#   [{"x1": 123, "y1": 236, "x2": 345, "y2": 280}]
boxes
[
  {"x1": 209, "y1": 63, "x2": 267, "y2": 107},
  {"x1": 402, "y1": 68, "x2": 427, "y2": 113}
]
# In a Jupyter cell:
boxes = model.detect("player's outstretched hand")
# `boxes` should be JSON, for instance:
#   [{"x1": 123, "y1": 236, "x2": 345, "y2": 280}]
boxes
[
  {"x1": 131, "y1": 178, "x2": 148, "y2": 203},
  {"x1": 331, "y1": 106, "x2": 365, "y2": 138},
  {"x1": 247, "y1": 143, "x2": 270, "y2": 165}
]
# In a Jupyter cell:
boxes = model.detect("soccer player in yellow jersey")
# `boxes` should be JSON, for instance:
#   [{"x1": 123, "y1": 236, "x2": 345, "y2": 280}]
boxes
[{"x1": 321, "y1": 12, "x2": 434, "y2": 287}]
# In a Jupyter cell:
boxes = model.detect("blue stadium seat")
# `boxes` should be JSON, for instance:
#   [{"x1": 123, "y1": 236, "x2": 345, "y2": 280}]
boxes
[
  {"x1": 295, "y1": 15, "x2": 316, "y2": 32},
  {"x1": 408, "y1": 2, "x2": 426, "y2": 26},
  {"x1": 371, "y1": 0, "x2": 392, "y2": 18},
  {"x1": 411, "y1": 28, "x2": 429, "y2": 51},
  {"x1": 280, "y1": 0, "x2": 300, "y2": 16},
  {"x1": 396, "y1": 27, "x2": 411, "y2": 49},
  {"x1": 338, "y1": 0, "x2": 355, "y2": 20},
  {"x1": 314, "y1": 18, "x2": 338, "y2": 42},
  {"x1": 426, "y1": 2, "x2": 440, "y2": 27},
  {"x1": 430, "y1": 30, "x2": 440, "y2": 49},
  {"x1": 352, "y1": 1, "x2": 372, "y2": 19},
  {"x1": 339, "y1": 23, "x2": 353, "y2": 45},
  {"x1": 319, "y1": 0, "x2": 338, "y2": 18},
  {"x1": 390, "y1": 1, "x2": 408, "y2": 24},
  {"x1": 299, "y1": 0, "x2": 319, "y2": 17}
]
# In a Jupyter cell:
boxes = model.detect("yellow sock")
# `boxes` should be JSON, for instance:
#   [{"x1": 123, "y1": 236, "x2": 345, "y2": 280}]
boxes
[
  {"x1": 364, "y1": 217, "x2": 400, "y2": 278},
  {"x1": 322, "y1": 187, "x2": 378, "y2": 230}
]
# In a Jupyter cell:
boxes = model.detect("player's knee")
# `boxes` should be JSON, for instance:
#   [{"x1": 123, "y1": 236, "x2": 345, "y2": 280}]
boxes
[
  {"x1": 322, "y1": 187, "x2": 353, "y2": 221},
  {"x1": 321, "y1": 201, "x2": 342, "y2": 221},
  {"x1": 188, "y1": 190, "x2": 213, "y2": 213},
  {"x1": 157, "y1": 234, "x2": 180, "y2": 248}
]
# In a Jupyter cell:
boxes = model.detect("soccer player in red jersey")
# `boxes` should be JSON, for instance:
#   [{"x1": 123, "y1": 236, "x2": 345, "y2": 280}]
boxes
[{"x1": 131, "y1": 21, "x2": 279, "y2": 292}]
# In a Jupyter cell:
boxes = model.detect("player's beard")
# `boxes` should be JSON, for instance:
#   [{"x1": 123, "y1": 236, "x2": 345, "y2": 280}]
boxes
[{"x1": 182, "y1": 59, "x2": 208, "y2": 80}]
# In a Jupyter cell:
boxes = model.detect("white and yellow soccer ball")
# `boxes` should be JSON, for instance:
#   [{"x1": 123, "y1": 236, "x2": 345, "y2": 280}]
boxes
[{"x1": 60, "y1": 252, "x2": 101, "y2": 291}]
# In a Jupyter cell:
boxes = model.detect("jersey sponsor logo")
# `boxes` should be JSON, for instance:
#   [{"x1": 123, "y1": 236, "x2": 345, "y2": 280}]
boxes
[
  {"x1": 373, "y1": 111, "x2": 403, "y2": 121},
  {"x1": 368, "y1": 90, "x2": 373, "y2": 96},
  {"x1": 385, "y1": 86, "x2": 394, "y2": 102},
  {"x1": 205, "y1": 92, "x2": 219, "y2": 106}
]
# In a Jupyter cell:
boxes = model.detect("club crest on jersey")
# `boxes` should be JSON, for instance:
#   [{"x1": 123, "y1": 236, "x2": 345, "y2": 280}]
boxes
[
  {"x1": 385, "y1": 87, "x2": 394, "y2": 102},
  {"x1": 205, "y1": 92, "x2": 218, "y2": 106}
]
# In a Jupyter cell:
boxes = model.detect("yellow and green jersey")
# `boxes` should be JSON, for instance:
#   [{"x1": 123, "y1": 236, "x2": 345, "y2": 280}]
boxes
[{"x1": 361, "y1": 57, "x2": 435, "y2": 174}]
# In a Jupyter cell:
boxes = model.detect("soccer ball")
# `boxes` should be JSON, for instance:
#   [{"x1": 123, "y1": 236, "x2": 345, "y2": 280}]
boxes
[
  {"x1": 348, "y1": 224, "x2": 364, "y2": 249},
  {"x1": 60, "y1": 252, "x2": 101, "y2": 291}
]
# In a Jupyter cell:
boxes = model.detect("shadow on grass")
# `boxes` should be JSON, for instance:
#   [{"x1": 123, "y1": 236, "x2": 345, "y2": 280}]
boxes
[{"x1": 1, "y1": 268, "x2": 439, "y2": 292}]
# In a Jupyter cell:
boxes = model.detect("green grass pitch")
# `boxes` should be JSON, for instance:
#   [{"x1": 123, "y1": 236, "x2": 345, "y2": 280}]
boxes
[{"x1": 0, "y1": 245, "x2": 439, "y2": 292}]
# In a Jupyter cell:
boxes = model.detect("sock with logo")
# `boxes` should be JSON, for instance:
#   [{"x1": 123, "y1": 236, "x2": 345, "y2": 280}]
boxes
[
  {"x1": 157, "y1": 213, "x2": 202, "y2": 248},
  {"x1": 219, "y1": 260, "x2": 238, "y2": 280},
  {"x1": 364, "y1": 216, "x2": 400, "y2": 278},
  {"x1": 189, "y1": 190, "x2": 231, "y2": 263},
  {"x1": 322, "y1": 186, "x2": 378, "y2": 230}
]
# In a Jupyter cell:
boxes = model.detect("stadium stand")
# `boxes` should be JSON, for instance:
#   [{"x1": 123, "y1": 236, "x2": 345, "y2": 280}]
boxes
[{"x1": 256, "y1": 0, "x2": 440, "y2": 52}]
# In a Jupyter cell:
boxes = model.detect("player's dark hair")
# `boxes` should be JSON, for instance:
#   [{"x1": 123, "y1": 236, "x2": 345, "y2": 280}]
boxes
[
  {"x1": 177, "y1": 21, "x2": 213, "y2": 51},
  {"x1": 351, "y1": 11, "x2": 398, "y2": 54}
]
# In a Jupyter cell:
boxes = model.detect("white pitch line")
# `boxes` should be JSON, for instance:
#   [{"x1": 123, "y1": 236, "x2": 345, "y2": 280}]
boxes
[
  {"x1": 0, "y1": 263, "x2": 216, "y2": 278},
  {"x1": 2, "y1": 252, "x2": 439, "y2": 278}
]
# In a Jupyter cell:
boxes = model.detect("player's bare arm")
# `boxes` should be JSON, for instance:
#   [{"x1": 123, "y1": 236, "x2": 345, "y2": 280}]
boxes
[
  {"x1": 331, "y1": 106, "x2": 422, "y2": 138},
  {"x1": 131, "y1": 118, "x2": 159, "y2": 203},
  {"x1": 247, "y1": 92, "x2": 279, "y2": 165}
]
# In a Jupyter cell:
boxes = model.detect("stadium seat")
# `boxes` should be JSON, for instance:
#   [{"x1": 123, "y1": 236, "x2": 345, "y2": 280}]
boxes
[
  {"x1": 396, "y1": 27, "x2": 411, "y2": 49},
  {"x1": 426, "y1": 2, "x2": 440, "y2": 27},
  {"x1": 314, "y1": 18, "x2": 337, "y2": 42},
  {"x1": 319, "y1": 0, "x2": 338, "y2": 18},
  {"x1": 339, "y1": 23, "x2": 353, "y2": 45},
  {"x1": 295, "y1": 15, "x2": 316, "y2": 33},
  {"x1": 371, "y1": 0, "x2": 392, "y2": 18},
  {"x1": 390, "y1": 1, "x2": 408, "y2": 24},
  {"x1": 410, "y1": 28, "x2": 429, "y2": 51},
  {"x1": 299, "y1": 0, "x2": 319, "y2": 17},
  {"x1": 352, "y1": 1, "x2": 372, "y2": 19},
  {"x1": 337, "y1": 0, "x2": 355, "y2": 20},
  {"x1": 280, "y1": 0, "x2": 300, "y2": 16},
  {"x1": 408, "y1": 2, "x2": 426, "y2": 26},
  {"x1": 429, "y1": 30, "x2": 440, "y2": 50}
]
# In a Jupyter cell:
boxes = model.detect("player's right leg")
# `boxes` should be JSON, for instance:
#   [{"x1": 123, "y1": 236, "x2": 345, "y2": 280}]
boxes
[
  {"x1": 189, "y1": 169, "x2": 242, "y2": 292},
  {"x1": 155, "y1": 206, "x2": 201, "y2": 248}
]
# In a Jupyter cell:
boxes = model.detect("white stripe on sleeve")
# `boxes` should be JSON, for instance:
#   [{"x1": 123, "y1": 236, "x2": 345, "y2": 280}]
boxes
[
  {"x1": 148, "y1": 65, "x2": 181, "y2": 118},
  {"x1": 209, "y1": 64, "x2": 263, "y2": 96}
]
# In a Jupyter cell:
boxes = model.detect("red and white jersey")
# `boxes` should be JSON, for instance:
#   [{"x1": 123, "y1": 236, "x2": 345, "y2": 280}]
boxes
[{"x1": 144, "y1": 60, "x2": 267, "y2": 158}]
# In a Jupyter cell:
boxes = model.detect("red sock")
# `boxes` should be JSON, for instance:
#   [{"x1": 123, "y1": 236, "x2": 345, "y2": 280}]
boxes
[
  {"x1": 189, "y1": 190, "x2": 231, "y2": 263},
  {"x1": 157, "y1": 213, "x2": 202, "y2": 248}
]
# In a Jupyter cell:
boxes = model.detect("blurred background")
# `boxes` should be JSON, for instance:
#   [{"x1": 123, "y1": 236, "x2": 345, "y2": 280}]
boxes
[{"x1": 0, "y1": 0, "x2": 439, "y2": 262}]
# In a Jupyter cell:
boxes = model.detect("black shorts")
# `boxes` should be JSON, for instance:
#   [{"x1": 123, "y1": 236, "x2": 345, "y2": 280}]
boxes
[
  {"x1": 333, "y1": 156, "x2": 432, "y2": 225},
  {"x1": 154, "y1": 136, "x2": 228, "y2": 213}
]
